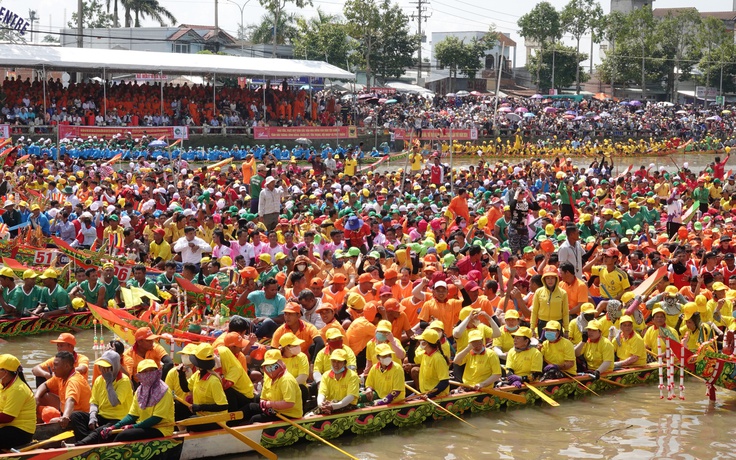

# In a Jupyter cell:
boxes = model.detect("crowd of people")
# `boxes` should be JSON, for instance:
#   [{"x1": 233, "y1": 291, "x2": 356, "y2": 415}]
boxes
[{"x1": 1, "y1": 130, "x2": 736, "y2": 452}]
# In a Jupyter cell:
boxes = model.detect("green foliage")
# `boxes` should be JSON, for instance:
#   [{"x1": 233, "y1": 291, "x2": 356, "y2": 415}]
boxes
[
  {"x1": 258, "y1": 0, "x2": 313, "y2": 55},
  {"x1": 292, "y1": 8, "x2": 351, "y2": 68},
  {"x1": 68, "y1": 0, "x2": 114, "y2": 28},
  {"x1": 246, "y1": 11, "x2": 298, "y2": 45},
  {"x1": 434, "y1": 27, "x2": 498, "y2": 90},
  {"x1": 527, "y1": 44, "x2": 589, "y2": 90},
  {"x1": 517, "y1": 2, "x2": 561, "y2": 46},
  {"x1": 560, "y1": 0, "x2": 603, "y2": 93},
  {"x1": 42, "y1": 35, "x2": 59, "y2": 43},
  {"x1": 122, "y1": 0, "x2": 176, "y2": 27}
]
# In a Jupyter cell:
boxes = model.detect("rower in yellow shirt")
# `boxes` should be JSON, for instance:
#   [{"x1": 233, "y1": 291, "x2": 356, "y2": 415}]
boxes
[
  {"x1": 643, "y1": 307, "x2": 680, "y2": 354},
  {"x1": 412, "y1": 328, "x2": 450, "y2": 398},
  {"x1": 316, "y1": 349, "x2": 360, "y2": 415},
  {"x1": 492, "y1": 310, "x2": 520, "y2": 361},
  {"x1": 574, "y1": 320, "x2": 614, "y2": 379},
  {"x1": 0, "y1": 354, "x2": 36, "y2": 450},
  {"x1": 247, "y1": 350, "x2": 303, "y2": 423},
  {"x1": 187, "y1": 344, "x2": 228, "y2": 429},
  {"x1": 504, "y1": 327, "x2": 543, "y2": 383},
  {"x1": 540, "y1": 320, "x2": 577, "y2": 375},
  {"x1": 363, "y1": 344, "x2": 405, "y2": 405},
  {"x1": 612, "y1": 316, "x2": 647, "y2": 369},
  {"x1": 454, "y1": 330, "x2": 501, "y2": 391}
]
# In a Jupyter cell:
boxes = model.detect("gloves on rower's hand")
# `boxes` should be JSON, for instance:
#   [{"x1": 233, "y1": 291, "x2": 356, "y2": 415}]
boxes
[
  {"x1": 507, "y1": 375, "x2": 523, "y2": 389},
  {"x1": 587, "y1": 370, "x2": 600, "y2": 381},
  {"x1": 543, "y1": 364, "x2": 559, "y2": 374},
  {"x1": 190, "y1": 404, "x2": 202, "y2": 413},
  {"x1": 259, "y1": 400, "x2": 275, "y2": 415},
  {"x1": 100, "y1": 426, "x2": 114, "y2": 439},
  {"x1": 582, "y1": 331, "x2": 589, "y2": 342}
]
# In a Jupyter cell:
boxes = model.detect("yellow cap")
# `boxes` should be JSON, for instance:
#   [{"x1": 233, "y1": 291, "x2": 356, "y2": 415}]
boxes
[
  {"x1": 580, "y1": 302, "x2": 595, "y2": 314},
  {"x1": 504, "y1": 310, "x2": 520, "y2": 320},
  {"x1": 511, "y1": 326, "x2": 533, "y2": 339},
  {"x1": 95, "y1": 357, "x2": 113, "y2": 368},
  {"x1": 712, "y1": 282, "x2": 728, "y2": 292},
  {"x1": 621, "y1": 291, "x2": 635, "y2": 304},
  {"x1": 651, "y1": 307, "x2": 666, "y2": 317},
  {"x1": 416, "y1": 328, "x2": 440, "y2": 344},
  {"x1": 683, "y1": 302, "x2": 698, "y2": 320},
  {"x1": 325, "y1": 328, "x2": 344, "y2": 340},
  {"x1": 664, "y1": 285, "x2": 679, "y2": 297},
  {"x1": 262, "y1": 349, "x2": 282, "y2": 365},
  {"x1": 194, "y1": 343, "x2": 215, "y2": 361},
  {"x1": 459, "y1": 306, "x2": 481, "y2": 321},
  {"x1": 619, "y1": 315, "x2": 633, "y2": 324},
  {"x1": 22, "y1": 269, "x2": 37, "y2": 280},
  {"x1": 467, "y1": 329, "x2": 484, "y2": 342},
  {"x1": 39, "y1": 268, "x2": 58, "y2": 280},
  {"x1": 278, "y1": 332, "x2": 305, "y2": 348},
  {"x1": 375, "y1": 343, "x2": 394, "y2": 356},
  {"x1": 136, "y1": 359, "x2": 158, "y2": 373},
  {"x1": 428, "y1": 320, "x2": 445, "y2": 331},
  {"x1": 330, "y1": 349, "x2": 348, "y2": 361},
  {"x1": 0, "y1": 354, "x2": 20, "y2": 372},
  {"x1": 586, "y1": 320, "x2": 601, "y2": 331},
  {"x1": 0, "y1": 267, "x2": 15, "y2": 278},
  {"x1": 376, "y1": 320, "x2": 392, "y2": 333},
  {"x1": 346, "y1": 293, "x2": 366, "y2": 311},
  {"x1": 545, "y1": 320, "x2": 562, "y2": 331},
  {"x1": 177, "y1": 343, "x2": 198, "y2": 355}
]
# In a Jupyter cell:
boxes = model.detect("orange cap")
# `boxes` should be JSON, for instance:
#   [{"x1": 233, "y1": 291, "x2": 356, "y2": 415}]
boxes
[
  {"x1": 384, "y1": 268, "x2": 398, "y2": 280},
  {"x1": 283, "y1": 302, "x2": 302, "y2": 314},
  {"x1": 363, "y1": 303, "x2": 377, "y2": 322},
  {"x1": 311, "y1": 277, "x2": 324, "y2": 287},
  {"x1": 275, "y1": 271, "x2": 287, "y2": 286},
  {"x1": 384, "y1": 299, "x2": 401, "y2": 311},
  {"x1": 240, "y1": 267, "x2": 259, "y2": 280},
  {"x1": 332, "y1": 273, "x2": 348, "y2": 284},
  {"x1": 223, "y1": 332, "x2": 247, "y2": 348},
  {"x1": 50, "y1": 333, "x2": 76, "y2": 346},
  {"x1": 134, "y1": 327, "x2": 159, "y2": 342},
  {"x1": 358, "y1": 273, "x2": 374, "y2": 284}
]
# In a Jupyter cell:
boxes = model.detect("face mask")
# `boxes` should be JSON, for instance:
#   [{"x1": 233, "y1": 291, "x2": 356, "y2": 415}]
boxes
[
  {"x1": 297, "y1": 264, "x2": 307, "y2": 271},
  {"x1": 506, "y1": 324, "x2": 519, "y2": 332},
  {"x1": 181, "y1": 355, "x2": 191, "y2": 366},
  {"x1": 453, "y1": 246, "x2": 461, "y2": 253},
  {"x1": 379, "y1": 356, "x2": 393, "y2": 366},
  {"x1": 544, "y1": 331, "x2": 558, "y2": 341},
  {"x1": 375, "y1": 332, "x2": 387, "y2": 342},
  {"x1": 583, "y1": 314, "x2": 595, "y2": 322},
  {"x1": 264, "y1": 363, "x2": 280, "y2": 374},
  {"x1": 333, "y1": 365, "x2": 345, "y2": 374}
]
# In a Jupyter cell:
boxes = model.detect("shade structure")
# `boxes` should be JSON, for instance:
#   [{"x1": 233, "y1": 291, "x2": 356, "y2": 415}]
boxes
[{"x1": 0, "y1": 44, "x2": 355, "y2": 79}]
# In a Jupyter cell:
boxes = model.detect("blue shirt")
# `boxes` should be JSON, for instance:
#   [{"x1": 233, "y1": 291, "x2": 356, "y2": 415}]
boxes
[{"x1": 247, "y1": 290, "x2": 286, "y2": 319}]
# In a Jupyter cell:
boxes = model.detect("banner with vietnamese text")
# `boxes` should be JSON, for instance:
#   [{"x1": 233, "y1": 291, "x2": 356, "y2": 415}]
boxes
[
  {"x1": 58, "y1": 126, "x2": 189, "y2": 140},
  {"x1": 393, "y1": 128, "x2": 477, "y2": 141},
  {"x1": 253, "y1": 126, "x2": 357, "y2": 140}
]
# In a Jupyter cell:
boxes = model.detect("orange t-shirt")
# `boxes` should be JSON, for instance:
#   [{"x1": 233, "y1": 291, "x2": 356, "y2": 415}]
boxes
[
  {"x1": 418, "y1": 297, "x2": 463, "y2": 336},
  {"x1": 45, "y1": 371, "x2": 91, "y2": 413},
  {"x1": 40, "y1": 353, "x2": 90, "y2": 379},
  {"x1": 242, "y1": 158, "x2": 255, "y2": 183},
  {"x1": 322, "y1": 287, "x2": 348, "y2": 308},
  {"x1": 345, "y1": 317, "x2": 377, "y2": 355},
  {"x1": 122, "y1": 343, "x2": 168, "y2": 378},
  {"x1": 401, "y1": 297, "x2": 425, "y2": 327},
  {"x1": 271, "y1": 321, "x2": 320, "y2": 355},
  {"x1": 475, "y1": 295, "x2": 501, "y2": 324},
  {"x1": 560, "y1": 279, "x2": 589, "y2": 310},
  {"x1": 390, "y1": 311, "x2": 413, "y2": 339},
  {"x1": 319, "y1": 319, "x2": 347, "y2": 343}
]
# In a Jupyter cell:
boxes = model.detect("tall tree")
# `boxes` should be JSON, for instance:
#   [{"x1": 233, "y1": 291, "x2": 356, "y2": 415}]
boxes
[
  {"x1": 657, "y1": 9, "x2": 701, "y2": 101},
  {"x1": 697, "y1": 16, "x2": 732, "y2": 95},
  {"x1": 434, "y1": 28, "x2": 497, "y2": 92},
  {"x1": 105, "y1": 0, "x2": 122, "y2": 27},
  {"x1": 561, "y1": 0, "x2": 601, "y2": 94},
  {"x1": 122, "y1": 0, "x2": 176, "y2": 27},
  {"x1": 518, "y1": 2, "x2": 561, "y2": 91},
  {"x1": 68, "y1": 0, "x2": 115, "y2": 28},
  {"x1": 259, "y1": 0, "x2": 313, "y2": 58},
  {"x1": 246, "y1": 11, "x2": 298, "y2": 45},
  {"x1": 369, "y1": 0, "x2": 418, "y2": 83},
  {"x1": 527, "y1": 43, "x2": 588, "y2": 90},
  {"x1": 344, "y1": 0, "x2": 381, "y2": 88},
  {"x1": 292, "y1": 9, "x2": 351, "y2": 67}
]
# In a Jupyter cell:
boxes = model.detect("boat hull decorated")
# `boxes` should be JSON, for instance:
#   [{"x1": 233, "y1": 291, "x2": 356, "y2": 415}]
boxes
[
  {"x1": 0, "y1": 312, "x2": 93, "y2": 338},
  {"x1": 0, "y1": 365, "x2": 659, "y2": 460}
]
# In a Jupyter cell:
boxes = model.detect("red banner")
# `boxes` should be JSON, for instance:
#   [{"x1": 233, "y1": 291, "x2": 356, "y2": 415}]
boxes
[
  {"x1": 58, "y1": 126, "x2": 189, "y2": 140},
  {"x1": 393, "y1": 128, "x2": 477, "y2": 141},
  {"x1": 253, "y1": 126, "x2": 357, "y2": 140}
]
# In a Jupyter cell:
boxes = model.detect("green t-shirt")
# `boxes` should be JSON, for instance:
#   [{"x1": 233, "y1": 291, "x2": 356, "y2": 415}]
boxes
[
  {"x1": 39, "y1": 284, "x2": 71, "y2": 312},
  {"x1": 79, "y1": 280, "x2": 103, "y2": 304},
  {"x1": 101, "y1": 277, "x2": 121, "y2": 304},
  {"x1": 250, "y1": 174, "x2": 264, "y2": 199},
  {"x1": 127, "y1": 278, "x2": 159, "y2": 298},
  {"x1": 495, "y1": 218, "x2": 509, "y2": 243},
  {"x1": 619, "y1": 212, "x2": 643, "y2": 233},
  {"x1": 156, "y1": 273, "x2": 182, "y2": 289},
  {"x1": 8, "y1": 286, "x2": 43, "y2": 316}
]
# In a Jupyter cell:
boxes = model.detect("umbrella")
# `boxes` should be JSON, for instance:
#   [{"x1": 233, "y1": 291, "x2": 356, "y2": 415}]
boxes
[
  {"x1": 723, "y1": 110, "x2": 732, "y2": 115},
  {"x1": 635, "y1": 110, "x2": 645, "y2": 114},
  {"x1": 300, "y1": 84, "x2": 313, "y2": 90},
  {"x1": 574, "y1": 115, "x2": 585, "y2": 121},
  {"x1": 531, "y1": 94, "x2": 543, "y2": 99},
  {"x1": 563, "y1": 114, "x2": 575, "y2": 120},
  {"x1": 706, "y1": 115, "x2": 722, "y2": 122},
  {"x1": 385, "y1": 99, "x2": 398, "y2": 105},
  {"x1": 514, "y1": 107, "x2": 528, "y2": 113},
  {"x1": 148, "y1": 140, "x2": 167, "y2": 148},
  {"x1": 619, "y1": 101, "x2": 629, "y2": 106},
  {"x1": 523, "y1": 112, "x2": 536, "y2": 118},
  {"x1": 378, "y1": 98, "x2": 388, "y2": 104},
  {"x1": 600, "y1": 112, "x2": 611, "y2": 118},
  {"x1": 585, "y1": 111, "x2": 597, "y2": 118},
  {"x1": 500, "y1": 102, "x2": 511, "y2": 107},
  {"x1": 629, "y1": 100, "x2": 642, "y2": 106},
  {"x1": 295, "y1": 138, "x2": 312, "y2": 145},
  {"x1": 445, "y1": 93, "x2": 456, "y2": 98},
  {"x1": 358, "y1": 93, "x2": 374, "y2": 100},
  {"x1": 543, "y1": 107, "x2": 557, "y2": 114},
  {"x1": 456, "y1": 90, "x2": 470, "y2": 97},
  {"x1": 497, "y1": 107, "x2": 512, "y2": 113},
  {"x1": 506, "y1": 113, "x2": 522, "y2": 121},
  {"x1": 470, "y1": 91, "x2": 483, "y2": 96},
  {"x1": 658, "y1": 101, "x2": 674, "y2": 107},
  {"x1": 675, "y1": 110, "x2": 688, "y2": 114},
  {"x1": 564, "y1": 110, "x2": 577, "y2": 115}
]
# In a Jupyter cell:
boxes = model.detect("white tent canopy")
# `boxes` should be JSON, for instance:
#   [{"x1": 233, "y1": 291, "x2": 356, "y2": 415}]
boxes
[
  {"x1": 0, "y1": 44, "x2": 355, "y2": 79},
  {"x1": 386, "y1": 81, "x2": 435, "y2": 96}
]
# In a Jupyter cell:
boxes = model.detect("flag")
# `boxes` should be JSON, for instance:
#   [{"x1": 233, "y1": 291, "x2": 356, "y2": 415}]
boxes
[{"x1": 102, "y1": 153, "x2": 123, "y2": 166}]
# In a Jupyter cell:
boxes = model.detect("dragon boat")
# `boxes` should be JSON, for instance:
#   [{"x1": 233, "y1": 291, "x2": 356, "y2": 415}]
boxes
[{"x1": 0, "y1": 311, "x2": 94, "y2": 339}]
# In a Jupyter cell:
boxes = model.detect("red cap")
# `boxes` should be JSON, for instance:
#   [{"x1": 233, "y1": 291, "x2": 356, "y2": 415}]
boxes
[
  {"x1": 379, "y1": 285, "x2": 393, "y2": 296},
  {"x1": 464, "y1": 280, "x2": 480, "y2": 292}
]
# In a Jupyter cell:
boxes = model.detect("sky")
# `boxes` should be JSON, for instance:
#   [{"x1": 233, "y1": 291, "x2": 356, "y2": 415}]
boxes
[{"x1": 24, "y1": 0, "x2": 735, "y2": 69}]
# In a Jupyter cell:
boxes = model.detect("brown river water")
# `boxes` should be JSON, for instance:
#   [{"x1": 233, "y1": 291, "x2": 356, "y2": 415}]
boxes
[{"x1": 2, "y1": 329, "x2": 735, "y2": 460}]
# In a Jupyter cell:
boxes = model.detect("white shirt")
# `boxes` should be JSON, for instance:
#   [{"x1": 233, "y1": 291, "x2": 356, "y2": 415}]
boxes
[
  {"x1": 258, "y1": 186, "x2": 284, "y2": 217},
  {"x1": 558, "y1": 238, "x2": 584, "y2": 279},
  {"x1": 173, "y1": 236, "x2": 212, "y2": 264}
]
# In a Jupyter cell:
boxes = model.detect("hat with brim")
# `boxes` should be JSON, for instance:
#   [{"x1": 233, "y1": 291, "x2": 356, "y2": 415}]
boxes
[{"x1": 262, "y1": 349, "x2": 282, "y2": 366}]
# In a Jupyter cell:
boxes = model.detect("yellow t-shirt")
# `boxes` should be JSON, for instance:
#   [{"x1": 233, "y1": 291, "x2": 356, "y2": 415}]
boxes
[
  {"x1": 613, "y1": 333, "x2": 647, "y2": 367},
  {"x1": 90, "y1": 374, "x2": 134, "y2": 421},
  {"x1": 343, "y1": 158, "x2": 358, "y2": 176},
  {"x1": 679, "y1": 323, "x2": 714, "y2": 352},
  {"x1": 314, "y1": 346, "x2": 357, "y2": 374},
  {"x1": 318, "y1": 369, "x2": 360, "y2": 403},
  {"x1": 217, "y1": 346, "x2": 254, "y2": 399},
  {"x1": 591, "y1": 266, "x2": 630, "y2": 300},
  {"x1": 129, "y1": 390, "x2": 175, "y2": 437},
  {"x1": 541, "y1": 338, "x2": 577, "y2": 373},
  {"x1": 505, "y1": 347, "x2": 543, "y2": 378},
  {"x1": 416, "y1": 348, "x2": 450, "y2": 396},
  {"x1": 282, "y1": 353, "x2": 310, "y2": 379},
  {"x1": 149, "y1": 241, "x2": 173, "y2": 262},
  {"x1": 643, "y1": 325, "x2": 680, "y2": 353},
  {"x1": 365, "y1": 363, "x2": 405, "y2": 402},
  {"x1": 492, "y1": 327, "x2": 515, "y2": 353},
  {"x1": 0, "y1": 376, "x2": 36, "y2": 434},
  {"x1": 261, "y1": 372, "x2": 303, "y2": 418},
  {"x1": 456, "y1": 324, "x2": 495, "y2": 362},
  {"x1": 463, "y1": 349, "x2": 501, "y2": 387},
  {"x1": 581, "y1": 338, "x2": 615, "y2": 370},
  {"x1": 188, "y1": 371, "x2": 228, "y2": 415},
  {"x1": 165, "y1": 366, "x2": 191, "y2": 401},
  {"x1": 410, "y1": 153, "x2": 423, "y2": 171},
  {"x1": 569, "y1": 319, "x2": 585, "y2": 345}
]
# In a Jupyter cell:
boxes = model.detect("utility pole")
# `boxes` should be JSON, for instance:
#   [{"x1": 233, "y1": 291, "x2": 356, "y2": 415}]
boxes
[
  {"x1": 28, "y1": 10, "x2": 38, "y2": 43},
  {"x1": 77, "y1": 0, "x2": 83, "y2": 48},
  {"x1": 214, "y1": 0, "x2": 220, "y2": 52},
  {"x1": 410, "y1": 0, "x2": 430, "y2": 85}
]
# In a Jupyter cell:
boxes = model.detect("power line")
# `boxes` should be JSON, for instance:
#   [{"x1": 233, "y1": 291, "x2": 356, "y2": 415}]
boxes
[{"x1": 431, "y1": 0, "x2": 519, "y2": 27}]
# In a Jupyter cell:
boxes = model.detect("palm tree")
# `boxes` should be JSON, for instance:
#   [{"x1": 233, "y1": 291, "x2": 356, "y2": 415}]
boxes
[
  {"x1": 123, "y1": 0, "x2": 176, "y2": 27},
  {"x1": 246, "y1": 11, "x2": 298, "y2": 45},
  {"x1": 105, "y1": 0, "x2": 121, "y2": 27}
]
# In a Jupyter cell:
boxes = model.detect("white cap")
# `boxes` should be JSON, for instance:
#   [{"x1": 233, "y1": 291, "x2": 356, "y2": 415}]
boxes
[{"x1": 434, "y1": 281, "x2": 448, "y2": 289}]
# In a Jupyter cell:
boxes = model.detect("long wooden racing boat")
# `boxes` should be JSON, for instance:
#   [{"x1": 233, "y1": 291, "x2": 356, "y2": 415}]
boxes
[
  {"x1": 0, "y1": 364, "x2": 660, "y2": 460},
  {"x1": 0, "y1": 311, "x2": 94, "y2": 338}
]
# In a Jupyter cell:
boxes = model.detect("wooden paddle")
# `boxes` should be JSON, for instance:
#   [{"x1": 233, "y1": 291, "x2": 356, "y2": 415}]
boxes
[
  {"x1": 16, "y1": 430, "x2": 74, "y2": 452},
  {"x1": 562, "y1": 371, "x2": 601, "y2": 396},
  {"x1": 523, "y1": 383, "x2": 560, "y2": 407},
  {"x1": 173, "y1": 395, "x2": 276, "y2": 460},
  {"x1": 275, "y1": 413, "x2": 359, "y2": 460},
  {"x1": 404, "y1": 383, "x2": 478, "y2": 428},
  {"x1": 449, "y1": 380, "x2": 527, "y2": 404},
  {"x1": 599, "y1": 377, "x2": 630, "y2": 388}
]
